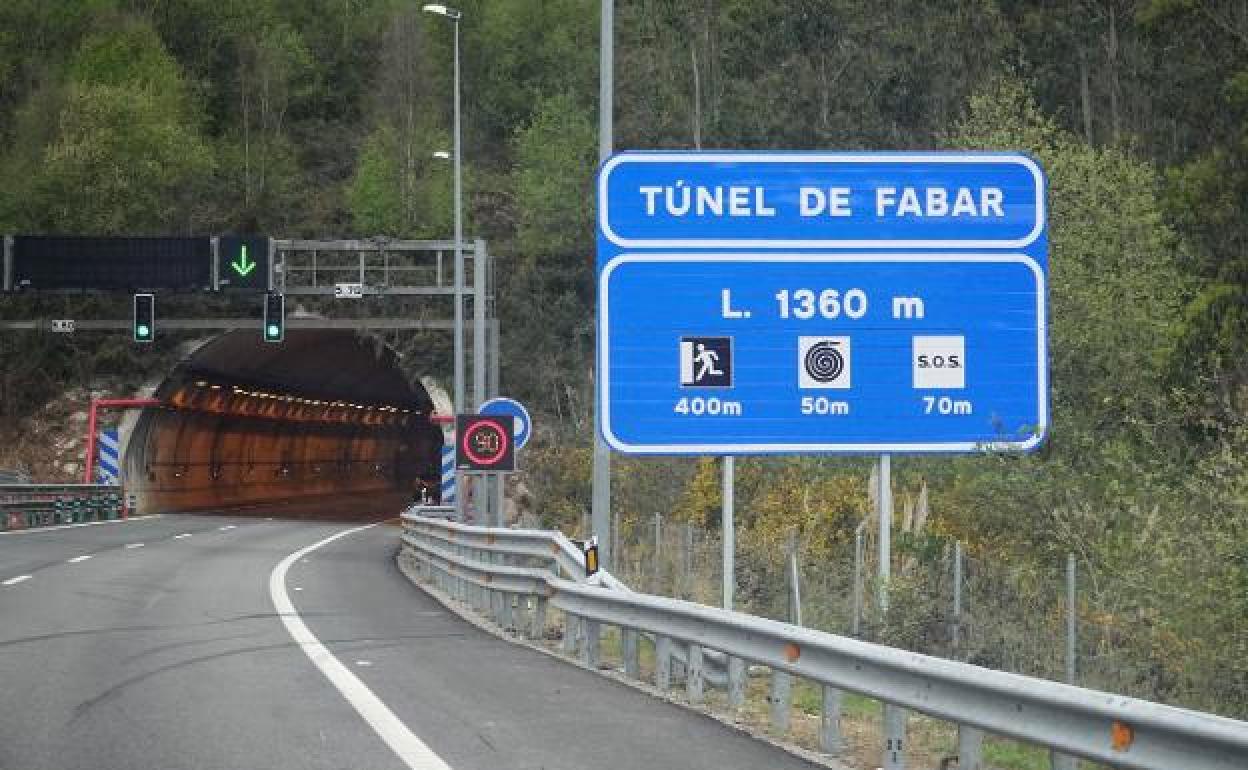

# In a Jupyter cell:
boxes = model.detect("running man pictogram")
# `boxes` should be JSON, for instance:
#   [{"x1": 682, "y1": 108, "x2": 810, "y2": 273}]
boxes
[{"x1": 680, "y1": 337, "x2": 733, "y2": 387}]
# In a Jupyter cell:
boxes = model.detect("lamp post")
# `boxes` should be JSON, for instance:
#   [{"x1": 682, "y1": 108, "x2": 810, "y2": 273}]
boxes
[
  {"x1": 423, "y1": 3, "x2": 464, "y2": 420},
  {"x1": 425, "y1": 2, "x2": 466, "y2": 522}
]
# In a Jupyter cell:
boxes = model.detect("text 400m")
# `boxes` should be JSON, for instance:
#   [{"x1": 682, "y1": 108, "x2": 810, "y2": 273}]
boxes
[{"x1": 674, "y1": 397, "x2": 743, "y2": 416}]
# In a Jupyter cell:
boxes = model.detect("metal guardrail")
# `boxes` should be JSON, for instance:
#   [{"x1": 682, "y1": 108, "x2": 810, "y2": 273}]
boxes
[
  {"x1": 0, "y1": 468, "x2": 31, "y2": 484},
  {"x1": 400, "y1": 514, "x2": 1248, "y2": 770},
  {"x1": 0, "y1": 484, "x2": 124, "y2": 531}
]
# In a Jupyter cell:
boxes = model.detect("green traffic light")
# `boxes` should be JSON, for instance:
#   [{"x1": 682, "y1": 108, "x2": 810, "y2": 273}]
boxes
[
  {"x1": 267, "y1": 324, "x2": 280, "y2": 339},
  {"x1": 137, "y1": 325, "x2": 151, "y2": 339}
]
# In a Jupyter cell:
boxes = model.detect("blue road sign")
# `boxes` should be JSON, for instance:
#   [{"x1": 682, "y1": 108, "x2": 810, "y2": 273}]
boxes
[
  {"x1": 479, "y1": 397, "x2": 533, "y2": 449},
  {"x1": 596, "y1": 152, "x2": 1048, "y2": 455}
]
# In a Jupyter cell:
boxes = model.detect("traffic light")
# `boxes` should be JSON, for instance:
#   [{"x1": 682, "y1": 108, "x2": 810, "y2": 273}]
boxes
[
  {"x1": 263, "y1": 291, "x2": 284, "y2": 342},
  {"x1": 133, "y1": 293, "x2": 155, "y2": 343}
]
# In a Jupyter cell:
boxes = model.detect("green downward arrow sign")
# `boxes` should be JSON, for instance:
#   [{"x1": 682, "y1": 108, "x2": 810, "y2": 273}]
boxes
[{"x1": 231, "y1": 245, "x2": 257, "y2": 277}]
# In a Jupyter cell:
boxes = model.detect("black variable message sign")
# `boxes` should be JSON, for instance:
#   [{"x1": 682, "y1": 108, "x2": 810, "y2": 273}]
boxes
[{"x1": 12, "y1": 236, "x2": 212, "y2": 291}]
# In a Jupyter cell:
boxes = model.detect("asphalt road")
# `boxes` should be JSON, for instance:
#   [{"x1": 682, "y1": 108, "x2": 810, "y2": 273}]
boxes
[{"x1": 0, "y1": 514, "x2": 825, "y2": 770}]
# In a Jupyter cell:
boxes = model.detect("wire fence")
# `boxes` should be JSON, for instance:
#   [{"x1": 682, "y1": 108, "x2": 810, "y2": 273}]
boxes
[{"x1": 600, "y1": 513, "x2": 1245, "y2": 720}]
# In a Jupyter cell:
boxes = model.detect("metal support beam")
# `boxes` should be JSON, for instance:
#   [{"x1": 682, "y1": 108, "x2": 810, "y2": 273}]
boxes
[
  {"x1": 473, "y1": 239, "x2": 486, "y2": 410},
  {"x1": 821, "y1": 685, "x2": 843, "y2": 753},
  {"x1": 210, "y1": 237, "x2": 220, "y2": 291},
  {"x1": 770, "y1": 670, "x2": 792, "y2": 735},
  {"x1": 2, "y1": 235, "x2": 12, "y2": 292},
  {"x1": 623, "y1": 629, "x2": 640, "y2": 679},
  {"x1": 686, "y1": 643, "x2": 704, "y2": 703}
]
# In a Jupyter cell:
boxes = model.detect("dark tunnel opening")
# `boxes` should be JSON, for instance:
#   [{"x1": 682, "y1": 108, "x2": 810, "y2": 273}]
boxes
[{"x1": 123, "y1": 330, "x2": 444, "y2": 518}]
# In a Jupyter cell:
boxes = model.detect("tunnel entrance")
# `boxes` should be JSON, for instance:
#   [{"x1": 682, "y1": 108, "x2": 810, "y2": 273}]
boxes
[{"x1": 124, "y1": 330, "x2": 443, "y2": 518}]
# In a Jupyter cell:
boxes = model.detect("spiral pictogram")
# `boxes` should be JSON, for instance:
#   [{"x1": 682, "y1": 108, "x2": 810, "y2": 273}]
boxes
[{"x1": 804, "y1": 341, "x2": 845, "y2": 383}]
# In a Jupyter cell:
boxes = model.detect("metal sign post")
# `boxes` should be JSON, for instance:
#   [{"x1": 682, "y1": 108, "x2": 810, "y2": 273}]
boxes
[
  {"x1": 592, "y1": 0, "x2": 615, "y2": 572},
  {"x1": 722, "y1": 455, "x2": 734, "y2": 610}
]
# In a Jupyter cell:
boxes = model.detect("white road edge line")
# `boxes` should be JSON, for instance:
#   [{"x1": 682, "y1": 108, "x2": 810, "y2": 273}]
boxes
[
  {"x1": 125, "y1": 543, "x2": 145, "y2": 549},
  {"x1": 219, "y1": 525, "x2": 237, "y2": 531},
  {"x1": 67, "y1": 555, "x2": 92, "y2": 564},
  {"x1": 0, "y1": 514, "x2": 163, "y2": 537},
  {"x1": 173, "y1": 533, "x2": 192, "y2": 540},
  {"x1": 2, "y1": 575, "x2": 32, "y2": 586},
  {"x1": 269, "y1": 525, "x2": 452, "y2": 770}
]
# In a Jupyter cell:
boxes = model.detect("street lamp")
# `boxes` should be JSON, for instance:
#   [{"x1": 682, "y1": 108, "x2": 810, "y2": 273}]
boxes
[
  {"x1": 423, "y1": 3, "x2": 464, "y2": 421},
  {"x1": 425, "y1": 2, "x2": 467, "y2": 522}
]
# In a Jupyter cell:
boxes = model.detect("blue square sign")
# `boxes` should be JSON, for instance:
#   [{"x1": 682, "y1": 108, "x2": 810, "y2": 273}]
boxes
[{"x1": 596, "y1": 152, "x2": 1048, "y2": 455}]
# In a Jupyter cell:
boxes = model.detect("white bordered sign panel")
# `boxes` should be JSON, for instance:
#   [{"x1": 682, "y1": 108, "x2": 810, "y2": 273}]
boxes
[{"x1": 596, "y1": 152, "x2": 1049, "y2": 455}]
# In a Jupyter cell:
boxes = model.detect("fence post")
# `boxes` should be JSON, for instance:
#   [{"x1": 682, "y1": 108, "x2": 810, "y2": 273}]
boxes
[
  {"x1": 787, "y1": 531, "x2": 803, "y2": 626},
  {"x1": 652, "y1": 512, "x2": 663, "y2": 593},
  {"x1": 682, "y1": 523, "x2": 694, "y2": 599},
  {"x1": 1052, "y1": 554, "x2": 1080, "y2": 770},
  {"x1": 820, "y1": 685, "x2": 842, "y2": 754},
  {"x1": 655, "y1": 635, "x2": 672, "y2": 691},
  {"x1": 769, "y1": 670, "x2": 791, "y2": 735},
  {"x1": 952, "y1": 540, "x2": 963, "y2": 656},
  {"x1": 852, "y1": 528, "x2": 864, "y2": 637},
  {"x1": 623, "y1": 629, "x2": 641, "y2": 679},
  {"x1": 686, "y1": 642, "x2": 704, "y2": 703},
  {"x1": 883, "y1": 703, "x2": 906, "y2": 770}
]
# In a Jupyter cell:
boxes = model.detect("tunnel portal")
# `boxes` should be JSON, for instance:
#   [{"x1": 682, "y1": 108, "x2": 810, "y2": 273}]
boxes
[{"x1": 124, "y1": 330, "x2": 443, "y2": 516}]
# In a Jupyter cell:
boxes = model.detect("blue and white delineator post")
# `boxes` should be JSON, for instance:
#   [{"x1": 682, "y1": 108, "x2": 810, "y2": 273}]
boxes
[
  {"x1": 596, "y1": 152, "x2": 1049, "y2": 455},
  {"x1": 440, "y1": 446, "x2": 456, "y2": 505},
  {"x1": 96, "y1": 428, "x2": 120, "y2": 485}
]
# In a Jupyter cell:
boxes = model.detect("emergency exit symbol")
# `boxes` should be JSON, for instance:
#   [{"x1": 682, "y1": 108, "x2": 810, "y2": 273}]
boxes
[{"x1": 679, "y1": 337, "x2": 733, "y2": 387}]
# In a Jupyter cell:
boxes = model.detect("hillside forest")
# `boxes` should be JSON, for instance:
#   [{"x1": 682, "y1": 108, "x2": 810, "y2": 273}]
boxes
[{"x1": 0, "y1": 1, "x2": 1246, "y2": 718}]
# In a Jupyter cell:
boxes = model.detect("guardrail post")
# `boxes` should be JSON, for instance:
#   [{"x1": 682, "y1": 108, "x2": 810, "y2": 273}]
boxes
[
  {"x1": 529, "y1": 597, "x2": 547, "y2": 640},
  {"x1": 957, "y1": 725, "x2": 983, "y2": 770},
  {"x1": 820, "y1": 685, "x2": 842, "y2": 753},
  {"x1": 655, "y1": 635, "x2": 672, "y2": 691},
  {"x1": 581, "y1": 619, "x2": 601, "y2": 668},
  {"x1": 883, "y1": 704, "x2": 906, "y2": 770},
  {"x1": 769, "y1": 670, "x2": 791, "y2": 735},
  {"x1": 622, "y1": 629, "x2": 641, "y2": 679},
  {"x1": 686, "y1": 643, "x2": 704, "y2": 703},
  {"x1": 562, "y1": 614, "x2": 579, "y2": 655},
  {"x1": 727, "y1": 656, "x2": 746, "y2": 710}
]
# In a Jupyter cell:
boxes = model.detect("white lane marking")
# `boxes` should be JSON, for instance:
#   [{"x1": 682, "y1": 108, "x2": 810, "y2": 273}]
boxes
[
  {"x1": 0, "y1": 514, "x2": 163, "y2": 537},
  {"x1": 356, "y1": 660, "x2": 373, "y2": 667},
  {"x1": 270, "y1": 525, "x2": 453, "y2": 770},
  {"x1": 67, "y1": 555, "x2": 93, "y2": 564},
  {"x1": 125, "y1": 543, "x2": 145, "y2": 549},
  {"x1": 173, "y1": 533, "x2": 192, "y2": 540},
  {"x1": 2, "y1": 575, "x2": 32, "y2": 586},
  {"x1": 219, "y1": 525, "x2": 237, "y2": 531}
]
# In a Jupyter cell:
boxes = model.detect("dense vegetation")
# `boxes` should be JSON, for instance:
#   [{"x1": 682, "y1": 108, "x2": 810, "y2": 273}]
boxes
[{"x1": 0, "y1": 1, "x2": 1245, "y2": 716}]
